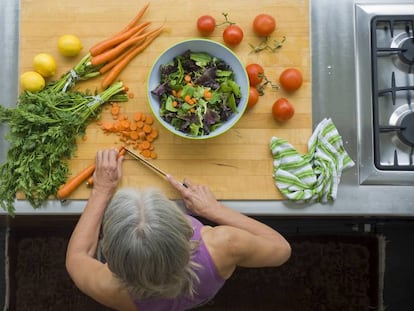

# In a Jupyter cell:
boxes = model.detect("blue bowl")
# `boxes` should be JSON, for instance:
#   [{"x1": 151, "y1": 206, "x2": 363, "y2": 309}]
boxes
[{"x1": 147, "y1": 39, "x2": 249, "y2": 140}]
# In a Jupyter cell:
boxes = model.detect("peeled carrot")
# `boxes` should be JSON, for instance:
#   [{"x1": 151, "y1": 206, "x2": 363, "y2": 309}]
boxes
[
  {"x1": 91, "y1": 26, "x2": 162, "y2": 67},
  {"x1": 90, "y1": 22, "x2": 151, "y2": 57},
  {"x1": 89, "y1": 2, "x2": 150, "y2": 56},
  {"x1": 120, "y1": 2, "x2": 150, "y2": 33},
  {"x1": 101, "y1": 26, "x2": 165, "y2": 89},
  {"x1": 57, "y1": 164, "x2": 96, "y2": 200}
]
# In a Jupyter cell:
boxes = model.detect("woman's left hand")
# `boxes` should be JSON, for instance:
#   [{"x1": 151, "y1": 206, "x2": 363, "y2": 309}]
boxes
[{"x1": 92, "y1": 148, "x2": 124, "y2": 197}]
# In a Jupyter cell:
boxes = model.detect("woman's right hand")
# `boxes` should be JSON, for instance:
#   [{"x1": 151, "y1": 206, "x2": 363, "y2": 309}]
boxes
[{"x1": 166, "y1": 175, "x2": 220, "y2": 218}]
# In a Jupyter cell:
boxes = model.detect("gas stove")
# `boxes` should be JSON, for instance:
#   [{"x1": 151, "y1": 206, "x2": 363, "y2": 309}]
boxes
[{"x1": 356, "y1": 3, "x2": 414, "y2": 185}]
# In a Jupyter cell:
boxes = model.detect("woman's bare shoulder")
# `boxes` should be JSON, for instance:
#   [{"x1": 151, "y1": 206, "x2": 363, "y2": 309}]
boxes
[{"x1": 200, "y1": 225, "x2": 243, "y2": 279}]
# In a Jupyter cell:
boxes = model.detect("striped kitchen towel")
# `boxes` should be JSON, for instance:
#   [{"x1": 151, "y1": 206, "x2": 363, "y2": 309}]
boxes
[{"x1": 270, "y1": 118, "x2": 355, "y2": 202}]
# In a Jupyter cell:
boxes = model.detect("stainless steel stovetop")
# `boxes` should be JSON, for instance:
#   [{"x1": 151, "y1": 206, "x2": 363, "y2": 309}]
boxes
[{"x1": 356, "y1": 3, "x2": 414, "y2": 185}]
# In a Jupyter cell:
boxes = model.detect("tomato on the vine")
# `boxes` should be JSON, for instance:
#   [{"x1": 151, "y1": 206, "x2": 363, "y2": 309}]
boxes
[
  {"x1": 245, "y1": 63, "x2": 264, "y2": 87},
  {"x1": 223, "y1": 25, "x2": 244, "y2": 46},
  {"x1": 279, "y1": 68, "x2": 303, "y2": 92},
  {"x1": 253, "y1": 14, "x2": 276, "y2": 37},
  {"x1": 247, "y1": 86, "x2": 260, "y2": 109},
  {"x1": 197, "y1": 15, "x2": 216, "y2": 36},
  {"x1": 272, "y1": 98, "x2": 294, "y2": 122}
]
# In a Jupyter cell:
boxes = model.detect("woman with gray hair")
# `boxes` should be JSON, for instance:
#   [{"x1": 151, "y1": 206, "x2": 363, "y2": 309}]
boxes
[{"x1": 66, "y1": 148, "x2": 291, "y2": 310}]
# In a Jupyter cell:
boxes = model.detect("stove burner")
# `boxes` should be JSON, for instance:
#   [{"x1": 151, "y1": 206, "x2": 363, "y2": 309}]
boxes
[
  {"x1": 398, "y1": 112, "x2": 414, "y2": 146},
  {"x1": 391, "y1": 31, "x2": 414, "y2": 71},
  {"x1": 399, "y1": 37, "x2": 414, "y2": 65},
  {"x1": 389, "y1": 105, "x2": 414, "y2": 148}
]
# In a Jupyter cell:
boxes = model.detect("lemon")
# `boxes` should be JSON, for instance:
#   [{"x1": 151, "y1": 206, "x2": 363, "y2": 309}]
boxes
[
  {"x1": 33, "y1": 53, "x2": 57, "y2": 78},
  {"x1": 20, "y1": 71, "x2": 46, "y2": 92},
  {"x1": 57, "y1": 34, "x2": 83, "y2": 57}
]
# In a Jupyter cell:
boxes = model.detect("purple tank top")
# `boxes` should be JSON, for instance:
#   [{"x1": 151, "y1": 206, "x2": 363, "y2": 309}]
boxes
[{"x1": 131, "y1": 215, "x2": 225, "y2": 311}]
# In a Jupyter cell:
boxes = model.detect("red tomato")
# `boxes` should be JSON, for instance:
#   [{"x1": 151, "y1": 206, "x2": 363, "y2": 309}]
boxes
[
  {"x1": 246, "y1": 63, "x2": 264, "y2": 87},
  {"x1": 253, "y1": 14, "x2": 276, "y2": 37},
  {"x1": 223, "y1": 25, "x2": 244, "y2": 46},
  {"x1": 197, "y1": 15, "x2": 216, "y2": 36},
  {"x1": 247, "y1": 86, "x2": 260, "y2": 108},
  {"x1": 272, "y1": 98, "x2": 294, "y2": 122},
  {"x1": 279, "y1": 68, "x2": 303, "y2": 92}
]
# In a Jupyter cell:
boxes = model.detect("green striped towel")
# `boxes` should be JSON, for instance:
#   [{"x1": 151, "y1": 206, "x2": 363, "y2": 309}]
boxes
[{"x1": 270, "y1": 118, "x2": 355, "y2": 202}]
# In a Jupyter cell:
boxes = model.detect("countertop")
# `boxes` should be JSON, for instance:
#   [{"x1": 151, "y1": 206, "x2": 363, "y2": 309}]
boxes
[{"x1": 1, "y1": 0, "x2": 414, "y2": 216}]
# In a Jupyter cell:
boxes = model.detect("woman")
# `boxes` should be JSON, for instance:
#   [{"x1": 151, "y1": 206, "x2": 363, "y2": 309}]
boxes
[{"x1": 66, "y1": 148, "x2": 291, "y2": 310}]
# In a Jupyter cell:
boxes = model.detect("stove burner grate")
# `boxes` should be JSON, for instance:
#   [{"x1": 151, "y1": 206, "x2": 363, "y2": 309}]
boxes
[{"x1": 371, "y1": 16, "x2": 414, "y2": 171}]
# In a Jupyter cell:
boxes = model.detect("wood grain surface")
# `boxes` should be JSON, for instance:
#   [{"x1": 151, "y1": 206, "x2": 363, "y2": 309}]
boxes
[{"x1": 19, "y1": 0, "x2": 311, "y2": 201}]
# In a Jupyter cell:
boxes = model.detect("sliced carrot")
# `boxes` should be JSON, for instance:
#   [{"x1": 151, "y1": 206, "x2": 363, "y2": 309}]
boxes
[
  {"x1": 134, "y1": 112, "x2": 143, "y2": 121},
  {"x1": 140, "y1": 140, "x2": 151, "y2": 150},
  {"x1": 150, "y1": 151, "x2": 157, "y2": 159},
  {"x1": 136, "y1": 120, "x2": 144, "y2": 128},
  {"x1": 102, "y1": 122, "x2": 113, "y2": 131},
  {"x1": 149, "y1": 128, "x2": 159, "y2": 139},
  {"x1": 129, "y1": 122, "x2": 137, "y2": 131},
  {"x1": 145, "y1": 115, "x2": 154, "y2": 124},
  {"x1": 120, "y1": 120, "x2": 130, "y2": 130},
  {"x1": 141, "y1": 149, "x2": 151, "y2": 158},
  {"x1": 129, "y1": 131, "x2": 139, "y2": 140},
  {"x1": 143, "y1": 124, "x2": 152, "y2": 134}
]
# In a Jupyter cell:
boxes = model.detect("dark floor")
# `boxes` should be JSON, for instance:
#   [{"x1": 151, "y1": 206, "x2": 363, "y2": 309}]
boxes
[{"x1": 1, "y1": 216, "x2": 414, "y2": 310}]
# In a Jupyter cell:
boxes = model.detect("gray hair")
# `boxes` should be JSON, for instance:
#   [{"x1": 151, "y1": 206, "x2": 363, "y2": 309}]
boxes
[{"x1": 100, "y1": 187, "x2": 200, "y2": 299}]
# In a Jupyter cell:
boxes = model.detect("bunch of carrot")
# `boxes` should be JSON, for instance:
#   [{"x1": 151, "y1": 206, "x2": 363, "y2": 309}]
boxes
[
  {"x1": 89, "y1": 2, "x2": 165, "y2": 89},
  {"x1": 98, "y1": 102, "x2": 159, "y2": 159}
]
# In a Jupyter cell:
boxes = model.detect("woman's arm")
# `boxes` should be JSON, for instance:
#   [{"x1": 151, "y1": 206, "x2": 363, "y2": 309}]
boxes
[
  {"x1": 65, "y1": 149, "x2": 134, "y2": 310},
  {"x1": 167, "y1": 176, "x2": 291, "y2": 269}
]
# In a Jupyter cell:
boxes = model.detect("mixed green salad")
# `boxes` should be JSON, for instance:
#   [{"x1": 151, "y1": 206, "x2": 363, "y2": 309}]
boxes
[{"x1": 151, "y1": 50, "x2": 242, "y2": 137}]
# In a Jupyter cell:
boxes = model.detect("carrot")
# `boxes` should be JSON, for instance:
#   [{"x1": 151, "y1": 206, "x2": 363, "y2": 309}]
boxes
[
  {"x1": 111, "y1": 105, "x2": 120, "y2": 116},
  {"x1": 141, "y1": 149, "x2": 151, "y2": 158},
  {"x1": 143, "y1": 124, "x2": 152, "y2": 134},
  {"x1": 90, "y1": 22, "x2": 151, "y2": 57},
  {"x1": 89, "y1": 2, "x2": 150, "y2": 56},
  {"x1": 140, "y1": 140, "x2": 151, "y2": 150},
  {"x1": 57, "y1": 163, "x2": 96, "y2": 200},
  {"x1": 98, "y1": 26, "x2": 151, "y2": 74},
  {"x1": 145, "y1": 115, "x2": 154, "y2": 124},
  {"x1": 149, "y1": 128, "x2": 159, "y2": 139},
  {"x1": 102, "y1": 122, "x2": 113, "y2": 131},
  {"x1": 91, "y1": 26, "x2": 162, "y2": 67},
  {"x1": 129, "y1": 122, "x2": 137, "y2": 131},
  {"x1": 129, "y1": 131, "x2": 139, "y2": 140},
  {"x1": 133, "y1": 112, "x2": 142, "y2": 121},
  {"x1": 101, "y1": 26, "x2": 165, "y2": 89},
  {"x1": 120, "y1": 2, "x2": 150, "y2": 33}
]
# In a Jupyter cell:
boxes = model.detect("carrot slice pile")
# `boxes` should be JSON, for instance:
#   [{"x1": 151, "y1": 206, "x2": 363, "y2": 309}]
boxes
[{"x1": 100, "y1": 103, "x2": 159, "y2": 159}]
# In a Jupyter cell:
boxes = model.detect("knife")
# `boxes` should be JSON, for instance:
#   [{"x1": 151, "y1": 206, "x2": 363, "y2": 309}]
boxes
[
  {"x1": 124, "y1": 147, "x2": 187, "y2": 188},
  {"x1": 124, "y1": 147, "x2": 168, "y2": 178}
]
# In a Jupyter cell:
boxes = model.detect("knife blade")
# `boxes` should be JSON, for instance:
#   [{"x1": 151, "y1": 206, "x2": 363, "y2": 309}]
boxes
[
  {"x1": 124, "y1": 147, "x2": 168, "y2": 178},
  {"x1": 124, "y1": 147, "x2": 187, "y2": 188}
]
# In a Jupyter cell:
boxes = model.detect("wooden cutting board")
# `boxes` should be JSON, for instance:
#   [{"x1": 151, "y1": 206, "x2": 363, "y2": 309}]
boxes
[{"x1": 19, "y1": 0, "x2": 311, "y2": 201}]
